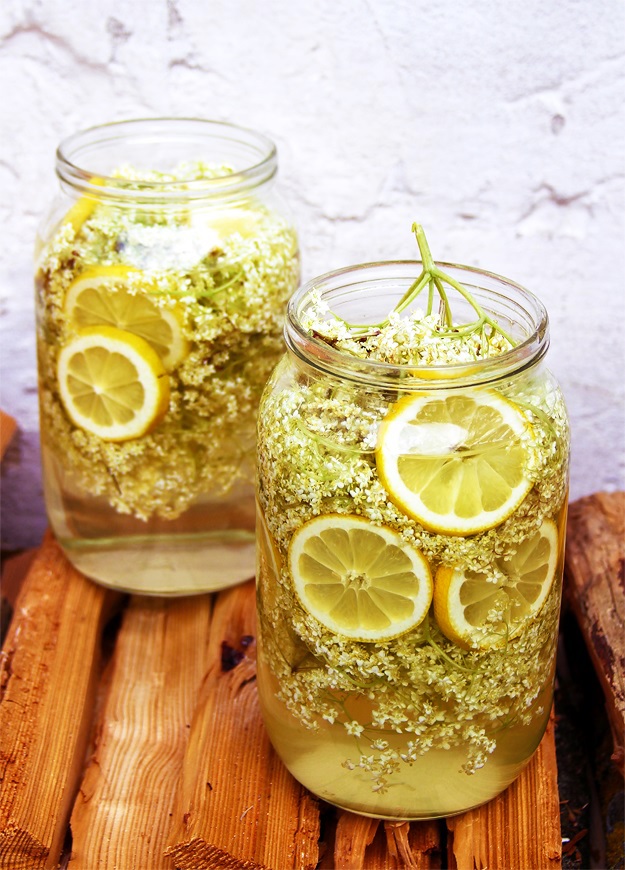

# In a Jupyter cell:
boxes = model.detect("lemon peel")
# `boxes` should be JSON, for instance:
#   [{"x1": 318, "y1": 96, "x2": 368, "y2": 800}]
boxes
[{"x1": 61, "y1": 176, "x2": 105, "y2": 234}]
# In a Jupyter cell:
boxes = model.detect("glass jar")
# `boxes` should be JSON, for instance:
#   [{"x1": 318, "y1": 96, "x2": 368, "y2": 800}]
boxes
[
  {"x1": 35, "y1": 118, "x2": 299, "y2": 595},
  {"x1": 255, "y1": 259, "x2": 569, "y2": 819}
]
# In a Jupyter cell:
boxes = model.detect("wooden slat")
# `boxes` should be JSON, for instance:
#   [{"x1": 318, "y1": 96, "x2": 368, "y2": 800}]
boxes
[
  {"x1": 0, "y1": 409, "x2": 17, "y2": 459},
  {"x1": 383, "y1": 821, "x2": 442, "y2": 869},
  {"x1": 447, "y1": 713, "x2": 562, "y2": 870},
  {"x1": 564, "y1": 491, "x2": 625, "y2": 772},
  {"x1": 329, "y1": 814, "x2": 442, "y2": 869},
  {"x1": 332, "y1": 813, "x2": 382, "y2": 868},
  {"x1": 165, "y1": 579, "x2": 320, "y2": 870},
  {"x1": 0, "y1": 532, "x2": 116, "y2": 870},
  {"x1": 0, "y1": 549, "x2": 37, "y2": 609},
  {"x1": 68, "y1": 594, "x2": 213, "y2": 869},
  {"x1": 1, "y1": 549, "x2": 37, "y2": 642}
]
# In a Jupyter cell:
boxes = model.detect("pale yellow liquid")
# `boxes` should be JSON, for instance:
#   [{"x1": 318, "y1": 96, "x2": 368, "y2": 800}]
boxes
[
  {"x1": 256, "y1": 642, "x2": 552, "y2": 819},
  {"x1": 42, "y1": 443, "x2": 256, "y2": 595},
  {"x1": 254, "y1": 502, "x2": 561, "y2": 819}
]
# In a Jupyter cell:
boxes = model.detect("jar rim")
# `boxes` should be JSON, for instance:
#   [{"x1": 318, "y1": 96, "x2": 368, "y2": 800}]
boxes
[
  {"x1": 56, "y1": 117, "x2": 278, "y2": 203},
  {"x1": 285, "y1": 259, "x2": 550, "y2": 389}
]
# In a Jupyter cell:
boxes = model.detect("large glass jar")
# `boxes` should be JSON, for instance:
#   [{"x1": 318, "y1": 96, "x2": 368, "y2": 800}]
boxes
[
  {"x1": 35, "y1": 118, "x2": 299, "y2": 595},
  {"x1": 255, "y1": 258, "x2": 569, "y2": 819}
]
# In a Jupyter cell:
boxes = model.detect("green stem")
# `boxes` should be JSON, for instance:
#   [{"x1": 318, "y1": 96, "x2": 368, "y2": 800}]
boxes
[
  {"x1": 317, "y1": 224, "x2": 518, "y2": 354},
  {"x1": 413, "y1": 222, "x2": 435, "y2": 272},
  {"x1": 391, "y1": 269, "x2": 431, "y2": 319},
  {"x1": 423, "y1": 614, "x2": 478, "y2": 675},
  {"x1": 432, "y1": 266, "x2": 516, "y2": 346},
  {"x1": 432, "y1": 276, "x2": 453, "y2": 327},
  {"x1": 426, "y1": 279, "x2": 435, "y2": 317}
]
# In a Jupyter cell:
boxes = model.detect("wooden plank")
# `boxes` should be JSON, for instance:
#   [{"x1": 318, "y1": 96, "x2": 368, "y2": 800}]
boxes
[
  {"x1": 329, "y1": 813, "x2": 442, "y2": 869},
  {"x1": 447, "y1": 713, "x2": 562, "y2": 870},
  {"x1": 564, "y1": 491, "x2": 625, "y2": 772},
  {"x1": 165, "y1": 579, "x2": 320, "y2": 870},
  {"x1": 0, "y1": 532, "x2": 117, "y2": 870},
  {"x1": 332, "y1": 813, "x2": 382, "y2": 869},
  {"x1": 68, "y1": 594, "x2": 213, "y2": 869},
  {"x1": 1, "y1": 549, "x2": 37, "y2": 642},
  {"x1": 383, "y1": 821, "x2": 442, "y2": 869},
  {"x1": 0, "y1": 409, "x2": 17, "y2": 460}
]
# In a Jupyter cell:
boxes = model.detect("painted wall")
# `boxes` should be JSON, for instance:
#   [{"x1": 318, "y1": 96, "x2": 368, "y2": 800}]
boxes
[{"x1": 1, "y1": 0, "x2": 624, "y2": 549}]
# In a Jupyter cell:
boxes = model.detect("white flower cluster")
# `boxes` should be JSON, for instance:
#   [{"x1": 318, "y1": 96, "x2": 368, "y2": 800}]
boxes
[{"x1": 37, "y1": 162, "x2": 299, "y2": 520}]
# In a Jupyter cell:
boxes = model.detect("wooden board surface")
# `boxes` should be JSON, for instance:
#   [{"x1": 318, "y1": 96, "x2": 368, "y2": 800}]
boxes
[
  {"x1": 0, "y1": 410, "x2": 17, "y2": 460},
  {"x1": 2, "y1": 492, "x2": 622, "y2": 869},
  {"x1": 564, "y1": 491, "x2": 625, "y2": 773}
]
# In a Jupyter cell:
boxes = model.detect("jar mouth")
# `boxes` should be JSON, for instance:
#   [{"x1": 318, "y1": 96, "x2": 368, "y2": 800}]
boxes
[
  {"x1": 285, "y1": 260, "x2": 550, "y2": 389},
  {"x1": 56, "y1": 117, "x2": 278, "y2": 203}
]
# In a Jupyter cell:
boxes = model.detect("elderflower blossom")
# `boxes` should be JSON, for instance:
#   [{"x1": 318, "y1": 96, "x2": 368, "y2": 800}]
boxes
[{"x1": 37, "y1": 161, "x2": 299, "y2": 521}]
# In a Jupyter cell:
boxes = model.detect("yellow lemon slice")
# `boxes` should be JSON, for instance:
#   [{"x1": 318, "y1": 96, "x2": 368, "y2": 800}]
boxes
[
  {"x1": 433, "y1": 518, "x2": 559, "y2": 650},
  {"x1": 64, "y1": 266, "x2": 189, "y2": 371},
  {"x1": 289, "y1": 514, "x2": 433, "y2": 642},
  {"x1": 57, "y1": 325, "x2": 170, "y2": 442},
  {"x1": 411, "y1": 363, "x2": 481, "y2": 381},
  {"x1": 205, "y1": 207, "x2": 260, "y2": 238},
  {"x1": 61, "y1": 177, "x2": 105, "y2": 234},
  {"x1": 376, "y1": 389, "x2": 533, "y2": 535},
  {"x1": 190, "y1": 205, "x2": 260, "y2": 242}
]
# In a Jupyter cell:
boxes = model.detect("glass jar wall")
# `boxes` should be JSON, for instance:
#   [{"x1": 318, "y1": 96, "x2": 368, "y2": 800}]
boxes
[
  {"x1": 255, "y1": 259, "x2": 569, "y2": 819},
  {"x1": 35, "y1": 118, "x2": 299, "y2": 595}
]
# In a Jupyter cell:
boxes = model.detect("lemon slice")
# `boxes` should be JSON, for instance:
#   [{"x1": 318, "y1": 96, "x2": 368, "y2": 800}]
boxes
[
  {"x1": 64, "y1": 266, "x2": 189, "y2": 371},
  {"x1": 376, "y1": 389, "x2": 533, "y2": 535},
  {"x1": 206, "y1": 207, "x2": 260, "y2": 238},
  {"x1": 62, "y1": 177, "x2": 105, "y2": 234},
  {"x1": 433, "y1": 519, "x2": 559, "y2": 649},
  {"x1": 190, "y1": 205, "x2": 260, "y2": 242},
  {"x1": 57, "y1": 325, "x2": 170, "y2": 441},
  {"x1": 289, "y1": 514, "x2": 433, "y2": 642}
]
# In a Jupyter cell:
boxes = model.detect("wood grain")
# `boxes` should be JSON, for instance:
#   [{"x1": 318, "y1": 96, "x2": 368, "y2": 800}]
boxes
[
  {"x1": 68, "y1": 594, "x2": 213, "y2": 869},
  {"x1": 564, "y1": 491, "x2": 625, "y2": 772},
  {"x1": 165, "y1": 579, "x2": 320, "y2": 870},
  {"x1": 0, "y1": 409, "x2": 17, "y2": 460},
  {"x1": 0, "y1": 533, "x2": 116, "y2": 870},
  {"x1": 327, "y1": 813, "x2": 442, "y2": 869}
]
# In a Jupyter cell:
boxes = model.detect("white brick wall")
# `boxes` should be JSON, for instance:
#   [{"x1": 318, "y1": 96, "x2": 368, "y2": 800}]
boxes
[{"x1": 1, "y1": 0, "x2": 624, "y2": 548}]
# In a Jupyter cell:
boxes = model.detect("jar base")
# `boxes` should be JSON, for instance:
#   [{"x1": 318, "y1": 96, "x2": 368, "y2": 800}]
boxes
[
  {"x1": 57, "y1": 530, "x2": 256, "y2": 595},
  {"x1": 256, "y1": 649, "x2": 550, "y2": 820},
  {"x1": 264, "y1": 722, "x2": 535, "y2": 820}
]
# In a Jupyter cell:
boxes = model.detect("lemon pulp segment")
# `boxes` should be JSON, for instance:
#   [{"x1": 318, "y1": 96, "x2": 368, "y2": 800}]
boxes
[
  {"x1": 64, "y1": 266, "x2": 189, "y2": 371},
  {"x1": 289, "y1": 514, "x2": 433, "y2": 642},
  {"x1": 433, "y1": 518, "x2": 559, "y2": 649},
  {"x1": 376, "y1": 390, "x2": 533, "y2": 535},
  {"x1": 57, "y1": 325, "x2": 170, "y2": 442}
]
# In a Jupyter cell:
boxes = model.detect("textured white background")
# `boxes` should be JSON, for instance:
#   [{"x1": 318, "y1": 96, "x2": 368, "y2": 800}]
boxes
[{"x1": 1, "y1": 0, "x2": 624, "y2": 549}]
